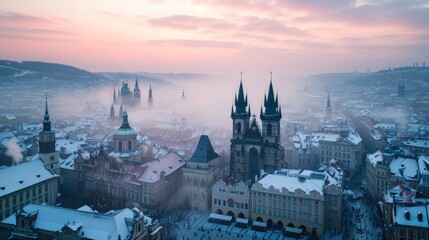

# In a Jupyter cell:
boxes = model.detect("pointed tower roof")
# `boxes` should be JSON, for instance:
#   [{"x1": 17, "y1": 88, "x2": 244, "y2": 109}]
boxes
[
  {"x1": 232, "y1": 73, "x2": 249, "y2": 117},
  {"x1": 43, "y1": 94, "x2": 51, "y2": 131},
  {"x1": 134, "y1": 78, "x2": 139, "y2": 90},
  {"x1": 110, "y1": 104, "x2": 115, "y2": 118},
  {"x1": 114, "y1": 111, "x2": 136, "y2": 135},
  {"x1": 188, "y1": 135, "x2": 219, "y2": 163},
  {"x1": 261, "y1": 72, "x2": 281, "y2": 120},
  {"x1": 113, "y1": 88, "x2": 117, "y2": 103},
  {"x1": 326, "y1": 93, "x2": 332, "y2": 113}
]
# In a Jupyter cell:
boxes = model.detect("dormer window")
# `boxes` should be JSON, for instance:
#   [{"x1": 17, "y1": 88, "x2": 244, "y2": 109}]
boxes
[
  {"x1": 405, "y1": 210, "x2": 410, "y2": 220},
  {"x1": 19, "y1": 180, "x2": 23, "y2": 184},
  {"x1": 418, "y1": 212, "x2": 423, "y2": 222}
]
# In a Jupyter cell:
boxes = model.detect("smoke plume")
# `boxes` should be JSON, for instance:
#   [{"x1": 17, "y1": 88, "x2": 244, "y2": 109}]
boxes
[{"x1": 5, "y1": 138, "x2": 23, "y2": 164}]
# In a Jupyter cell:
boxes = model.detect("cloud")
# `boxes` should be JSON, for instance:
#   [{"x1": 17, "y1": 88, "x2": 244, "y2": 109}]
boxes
[
  {"x1": 238, "y1": 16, "x2": 307, "y2": 36},
  {"x1": 0, "y1": 10, "x2": 51, "y2": 25},
  {"x1": 4, "y1": 138, "x2": 23, "y2": 164},
  {"x1": 147, "y1": 15, "x2": 235, "y2": 31},
  {"x1": 145, "y1": 39, "x2": 242, "y2": 49}
]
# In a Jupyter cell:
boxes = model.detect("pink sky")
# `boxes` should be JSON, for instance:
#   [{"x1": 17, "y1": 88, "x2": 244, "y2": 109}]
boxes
[{"x1": 1, "y1": 0, "x2": 428, "y2": 78}]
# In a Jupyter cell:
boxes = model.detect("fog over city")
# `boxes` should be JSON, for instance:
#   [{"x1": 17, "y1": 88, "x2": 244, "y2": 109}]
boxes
[{"x1": 1, "y1": 1, "x2": 429, "y2": 240}]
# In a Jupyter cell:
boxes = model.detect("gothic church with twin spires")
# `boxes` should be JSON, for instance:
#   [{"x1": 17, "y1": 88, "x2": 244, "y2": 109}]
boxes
[{"x1": 230, "y1": 74, "x2": 285, "y2": 183}]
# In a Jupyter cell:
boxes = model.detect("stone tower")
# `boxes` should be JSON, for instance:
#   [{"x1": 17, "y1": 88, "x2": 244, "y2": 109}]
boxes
[{"x1": 38, "y1": 95, "x2": 60, "y2": 175}]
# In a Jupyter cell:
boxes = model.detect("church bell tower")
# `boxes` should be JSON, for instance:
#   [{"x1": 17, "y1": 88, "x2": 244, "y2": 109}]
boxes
[{"x1": 38, "y1": 95, "x2": 60, "y2": 174}]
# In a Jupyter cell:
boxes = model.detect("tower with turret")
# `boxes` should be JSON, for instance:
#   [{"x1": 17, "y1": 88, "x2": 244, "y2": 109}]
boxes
[
  {"x1": 259, "y1": 74, "x2": 284, "y2": 173},
  {"x1": 229, "y1": 73, "x2": 285, "y2": 183},
  {"x1": 38, "y1": 95, "x2": 60, "y2": 175}
]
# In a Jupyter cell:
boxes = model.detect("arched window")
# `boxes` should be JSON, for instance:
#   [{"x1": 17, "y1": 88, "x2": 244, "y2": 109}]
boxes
[
  {"x1": 236, "y1": 122, "x2": 242, "y2": 134},
  {"x1": 128, "y1": 141, "x2": 132, "y2": 151},
  {"x1": 267, "y1": 124, "x2": 272, "y2": 135}
]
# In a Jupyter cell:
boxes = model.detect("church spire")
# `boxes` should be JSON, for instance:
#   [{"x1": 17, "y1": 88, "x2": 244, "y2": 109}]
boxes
[
  {"x1": 119, "y1": 105, "x2": 124, "y2": 117},
  {"x1": 113, "y1": 88, "x2": 117, "y2": 104},
  {"x1": 234, "y1": 78, "x2": 248, "y2": 114},
  {"x1": 43, "y1": 94, "x2": 51, "y2": 131},
  {"x1": 326, "y1": 93, "x2": 332, "y2": 113},
  {"x1": 134, "y1": 78, "x2": 139, "y2": 90},
  {"x1": 148, "y1": 83, "x2": 153, "y2": 107},
  {"x1": 110, "y1": 104, "x2": 115, "y2": 118},
  {"x1": 261, "y1": 73, "x2": 281, "y2": 119},
  {"x1": 120, "y1": 110, "x2": 131, "y2": 129}
]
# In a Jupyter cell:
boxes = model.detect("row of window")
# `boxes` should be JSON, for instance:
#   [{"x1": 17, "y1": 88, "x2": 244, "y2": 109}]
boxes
[
  {"x1": 252, "y1": 207, "x2": 320, "y2": 224},
  {"x1": 213, "y1": 198, "x2": 248, "y2": 210}
]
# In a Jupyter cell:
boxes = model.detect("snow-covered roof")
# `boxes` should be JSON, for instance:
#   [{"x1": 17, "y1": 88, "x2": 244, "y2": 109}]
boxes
[
  {"x1": 255, "y1": 172, "x2": 324, "y2": 196},
  {"x1": 395, "y1": 204, "x2": 429, "y2": 228},
  {"x1": 2, "y1": 204, "x2": 141, "y2": 240},
  {"x1": 0, "y1": 160, "x2": 58, "y2": 198},
  {"x1": 389, "y1": 157, "x2": 419, "y2": 181},
  {"x1": 418, "y1": 156, "x2": 429, "y2": 175},
  {"x1": 402, "y1": 139, "x2": 429, "y2": 149},
  {"x1": 374, "y1": 123, "x2": 396, "y2": 130},
  {"x1": 139, "y1": 152, "x2": 185, "y2": 183},
  {"x1": 56, "y1": 139, "x2": 90, "y2": 155},
  {"x1": 367, "y1": 150, "x2": 384, "y2": 167}
]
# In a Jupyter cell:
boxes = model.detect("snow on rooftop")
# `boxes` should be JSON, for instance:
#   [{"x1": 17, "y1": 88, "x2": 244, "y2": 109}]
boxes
[
  {"x1": 402, "y1": 139, "x2": 429, "y2": 149},
  {"x1": 2, "y1": 204, "x2": 137, "y2": 240},
  {"x1": 0, "y1": 160, "x2": 58, "y2": 198},
  {"x1": 139, "y1": 152, "x2": 185, "y2": 183},
  {"x1": 367, "y1": 150, "x2": 384, "y2": 167},
  {"x1": 395, "y1": 204, "x2": 429, "y2": 228},
  {"x1": 389, "y1": 157, "x2": 419, "y2": 181},
  {"x1": 418, "y1": 156, "x2": 429, "y2": 175},
  {"x1": 56, "y1": 139, "x2": 89, "y2": 154},
  {"x1": 256, "y1": 172, "x2": 324, "y2": 196}
]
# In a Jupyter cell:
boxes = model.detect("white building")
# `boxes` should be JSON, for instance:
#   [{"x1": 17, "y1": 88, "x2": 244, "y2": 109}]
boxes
[
  {"x1": 211, "y1": 176, "x2": 250, "y2": 219},
  {"x1": 250, "y1": 169, "x2": 342, "y2": 238},
  {"x1": 0, "y1": 160, "x2": 58, "y2": 221}
]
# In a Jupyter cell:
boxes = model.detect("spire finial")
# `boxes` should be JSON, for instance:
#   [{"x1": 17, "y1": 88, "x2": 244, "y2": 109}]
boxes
[
  {"x1": 270, "y1": 71, "x2": 272, "y2": 82},
  {"x1": 45, "y1": 93, "x2": 48, "y2": 114},
  {"x1": 240, "y1": 71, "x2": 243, "y2": 82}
]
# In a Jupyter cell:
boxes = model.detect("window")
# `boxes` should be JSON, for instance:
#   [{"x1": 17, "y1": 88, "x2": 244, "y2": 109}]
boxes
[
  {"x1": 236, "y1": 122, "x2": 241, "y2": 134},
  {"x1": 128, "y1": 141, "x2": 132, "y2": 151},
  {"x1": 118, "y1": 141, "x2": 122, "y2": 152},
  {"x1": 267, "y1": 124, "x2": 272, "y2": 135}
]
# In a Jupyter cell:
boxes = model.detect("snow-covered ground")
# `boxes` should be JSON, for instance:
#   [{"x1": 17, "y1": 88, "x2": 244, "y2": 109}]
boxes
[{"x1": 343, "y1": 195, "x2": 383, "y2": 240}]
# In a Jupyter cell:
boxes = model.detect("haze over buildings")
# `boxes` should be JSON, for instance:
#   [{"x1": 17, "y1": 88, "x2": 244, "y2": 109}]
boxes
[{"x1": 1, "y1": 1, "x2": 429, "y2": 240}]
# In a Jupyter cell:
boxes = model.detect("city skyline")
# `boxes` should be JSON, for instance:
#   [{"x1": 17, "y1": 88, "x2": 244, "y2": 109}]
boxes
[{"x1": 1, "y1": 0, "x2": 428, "y2": 79}]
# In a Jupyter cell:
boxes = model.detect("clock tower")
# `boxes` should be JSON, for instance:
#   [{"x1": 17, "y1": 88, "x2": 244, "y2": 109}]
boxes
[{"x1": 39, "y1": 95, "x2": 60, "y2": 174}]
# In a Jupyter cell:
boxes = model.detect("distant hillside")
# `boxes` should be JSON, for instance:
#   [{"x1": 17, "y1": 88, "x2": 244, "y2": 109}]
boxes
[
  {"x1": 97, "y1": 72, "x2": 170, "y2": 86},
  {"x1": 98, "y1": 72, "x2": 213, "y2": 86},
  {"x1": 0, "y1": 60, "x2": 112, "y2": 87},
  {"x1": 309, "y1": 67, "x2": 429, "y2": 87},
  {"x1": 348, "y1": 67, "x2": 429, "y2": 87}
]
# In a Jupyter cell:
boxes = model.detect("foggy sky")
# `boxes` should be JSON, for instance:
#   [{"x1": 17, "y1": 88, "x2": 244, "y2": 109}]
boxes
[{"x1": 1, "y1": 0, "x2": 428, "y2": 79}]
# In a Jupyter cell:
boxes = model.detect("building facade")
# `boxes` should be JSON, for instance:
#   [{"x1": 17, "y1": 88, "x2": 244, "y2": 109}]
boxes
[
  {"x1": 250, "y1": 169, "x2": 342, "y2": 238},
  {"x1": 392, "y1": 204, "x2": 428, "y2": 240},
  {"x1": 211, "y1": 177, "x2": 250, "y2": 219},
  {"x1": 0, "y1": 160, "x2": 58, "y2": 221},
  {"x1": 73, "y1": 149, "x2": 185, "y2": 215},
  {"x1": 230, "y1": 77, "x2": 285, "y2": 183},
  {"x1": 182, "y1": 135, "x2": 221, "y2": 211}
]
